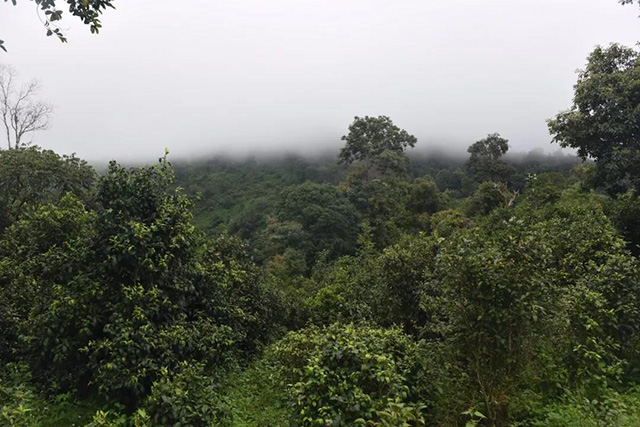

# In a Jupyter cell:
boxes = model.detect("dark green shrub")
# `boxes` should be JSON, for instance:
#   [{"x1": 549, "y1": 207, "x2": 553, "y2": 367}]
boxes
[
  {"x1": 435, "y1": 222, "x2": 558, "y2": 426},
  {"x1": 0, "y1": 146, "x2": 95, "y2": 233},
  {"x1": 305, "y1": 252, "x2": 377, "y2": 326},
  {"x1": 520, "y1": 172, "x2": 569, "y2": 207},
  {"x1": 524, "y1": 191, "x2": 640, "y2": 385},
  {"x1": 607, "y1": 190, "x2": 640, "y2": 255},
  {"x1": 462, "y1": 181, "x2": 509, "y2": 217},
  {"x1": 277, "y1": 182, "x2": 360, "y2": 263},
  {"x1": 0, "y1": 194, "x2": 94, "y2": 364},
  {"x1": 429, "y1": 209, "x2": 469, "y2": 238},
  {"x1": 0, "y1": 157, "x2": 279, "y2": 407},
  {"x1": 374, "y1": 233, "x2": 439, "y2": 335},
  {"x1": 0, "y1": 364, "x2": 42, "y2": 426}
]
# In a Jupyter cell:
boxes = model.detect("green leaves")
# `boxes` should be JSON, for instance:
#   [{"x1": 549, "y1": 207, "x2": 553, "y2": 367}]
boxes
[
  {"x1": 0, "y1": 156, "x2": 279, "y2": 410},
  {"x1": 0, "y1": 147, "x2": 96, "y2": 231},
  {"x1": 269, "y1": 324, "x2": 426, "y2": 426},
  {"x1": 142, "y1": 361, "x2": 228, "y2": 425},
  {"x1": 465, "y1": 133, "x2": 514, "y2": 184},
  {"x1": 548, "y1": 44, "x2": 640, "y2": 194},
  {"x1": 339, "y1": 116, "x2": 417, "y2": 178},
  {"x1": 4, "y1": 0, "x2": 116, "y2": 46},
  {"x1": 274, "y1": 182, "x2": 360, "y2": 264}
]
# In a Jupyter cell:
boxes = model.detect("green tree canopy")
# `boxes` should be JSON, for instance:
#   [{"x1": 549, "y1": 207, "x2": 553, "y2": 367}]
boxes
[
  {"x1": 0, "y1": 156, "x2": 278, "y2": 406},
  {"x1": 338, "y1": 116, "x2": 417, "y2": 179},
  {"x1": 276, "y1": 182, "x2": 360, "y2": 262},
  {"x1": 548, "y1": 44, "x2": 640, "y2": 194},
  {"x1": 465, "y1": 133, "x2": 514, "y2": 183},
  {"x1": 0, "y1": 146, "x2": 95, "y2": 231}
]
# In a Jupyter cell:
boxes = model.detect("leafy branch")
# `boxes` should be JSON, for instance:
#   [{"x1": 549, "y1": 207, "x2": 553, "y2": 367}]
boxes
[{"x1": 2, "y1": 0, "x2": 116, "y2": 51}]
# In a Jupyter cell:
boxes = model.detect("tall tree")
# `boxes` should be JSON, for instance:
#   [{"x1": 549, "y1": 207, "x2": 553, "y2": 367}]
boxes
[
  {"x1": 338, "y1": 116, "x2": 417, "y2": 180},
  {"x1": 548, "y1": 44, "x2": 640, "y2": 194},
  {"x1": 0, "y1": 64, "x2": 53, "y2": 149},
  {"x1": 465, "y1": 133, "x2": 514, "y2": 183}
]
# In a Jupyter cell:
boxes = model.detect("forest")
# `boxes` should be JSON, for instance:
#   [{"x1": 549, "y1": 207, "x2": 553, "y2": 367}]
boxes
[
  {"x1": 2, "y1": 41, "x2": 640, "y2": 426},
  {"x1": 3, "y1": 1, "x2": 640, "y2": 427}
]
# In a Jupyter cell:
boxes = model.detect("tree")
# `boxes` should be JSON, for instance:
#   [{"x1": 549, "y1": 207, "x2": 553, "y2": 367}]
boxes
[
  {"x1": 0, "y1": 65, "x2": 53, "y2": 149},
  {"x1": 406, "y1": 176, "x2": 444, "y2": 216},
  {"x1": 2, "y1": 0, "x2": 115, "y2": 51},
  {"x1": 548, "y1": 44, "x2": 640, "y2": 194},
  {"x1": 436, "y1": 223, "x2": 556, "y2": 426},
  {"x1": 0, "y1": 156, "x2": 279, "y2": 406},
  {"x1": 465, "y1": 133, "x2": 514, "y2": 183},
  {"x1": 338, "y1": 116, "x2": 417, "y2": 180},
  {"x1": 276, "y1": 182, "x2": 360, "y2": 262},
  {"x1": 338, "y1": 116, "x2": 419, "y2": 248},
  {"x1": 0, "y1": 146, "x2": 95, "y2": 231},
  {"x1": 463, "y1": 181, "x2": 516, "y2": 217}
]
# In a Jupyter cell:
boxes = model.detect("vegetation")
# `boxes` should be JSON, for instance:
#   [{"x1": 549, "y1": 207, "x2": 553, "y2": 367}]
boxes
[
  {"x1": 4, "y1": 33, "x2": 640, "y2": 427},
  {"x1": 548, "y1": 44, "x2": 640, "y2": 195},
  {"x1": 2, "y1": 0, "x2": 115, "y2": 50}
]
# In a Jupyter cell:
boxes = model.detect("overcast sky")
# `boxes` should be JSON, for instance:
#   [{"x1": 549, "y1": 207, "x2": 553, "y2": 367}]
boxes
[{"x1": 1, "y1": 0, "x2": 639, "y2": 162}]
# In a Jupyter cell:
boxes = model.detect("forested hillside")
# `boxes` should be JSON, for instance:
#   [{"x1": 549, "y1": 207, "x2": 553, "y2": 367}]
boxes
[
  {"x1": 3, "y1": 76, "x2": 640, "y2": 425},
  {"x1": 3, "y1": 6, "x2": 640, "y2": 424}
]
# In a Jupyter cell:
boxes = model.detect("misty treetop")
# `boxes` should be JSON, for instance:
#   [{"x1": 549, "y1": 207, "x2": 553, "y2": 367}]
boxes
[
  {"x1": 339, "y1": 115, "x2": 417, "y2": 179},
  {"x1": 465, "y1": 133, "x2": 514, "y2": 184}
]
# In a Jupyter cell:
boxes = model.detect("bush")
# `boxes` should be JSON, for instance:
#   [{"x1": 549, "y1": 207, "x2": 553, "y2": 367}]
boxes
[
  {"x1": 269, "y1": 324, "x2": 426, "y2": 426},
  {"x1": 532, "y1": 387, "x2": 640, "y2": 427},
  {"x1": 0, "y1": 146, "x2": 95, "y2": 233},
  {"x1": 374, "y1": 233, "x2": 439, "y2": 335},
  {"x1": 429, "y1": 209, "x2": 469, "y2": 238},
  {"x1": 434, "y1": 221, "x2": 558, "y2": 426},
  {"x1": 304, "y1": 235, "x2": 379, "y2": 326},
  {"x1": 142, "y1": 361, "x2": 228, "y2": 426},
  {"x1": 0, "y1": 364, "x2": 42, "y2": 427}
]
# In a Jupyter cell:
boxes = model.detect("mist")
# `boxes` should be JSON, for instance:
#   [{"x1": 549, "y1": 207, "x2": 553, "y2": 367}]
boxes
[{"x1": 1, "y1": 0, "x2": 639, "y2": 163}]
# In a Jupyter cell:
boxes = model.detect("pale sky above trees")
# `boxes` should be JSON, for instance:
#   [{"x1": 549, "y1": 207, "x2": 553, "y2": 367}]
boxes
[{"x1": 1, "y1": 0, "x2": 639, "y2": 162}]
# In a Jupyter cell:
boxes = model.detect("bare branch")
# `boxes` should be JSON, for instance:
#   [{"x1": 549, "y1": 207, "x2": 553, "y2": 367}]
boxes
[{"x1": 0, "y1": 64, "x2": 53, "y2": 149}]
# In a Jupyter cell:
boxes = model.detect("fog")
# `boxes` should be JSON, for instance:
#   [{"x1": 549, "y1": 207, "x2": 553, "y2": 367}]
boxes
[{"x1": 1, "y1": 0, "x2": 639, "y2": 162}]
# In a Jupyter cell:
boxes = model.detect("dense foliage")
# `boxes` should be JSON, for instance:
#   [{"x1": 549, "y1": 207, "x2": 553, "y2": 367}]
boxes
[
  {"x1": 548, "y1": 44, "x2": 640, "y2": 194},
  {"x1": 269, "y1": 324, "x2": 424, "y2": 426},
  {"x1": 0, "y1": 150, "x2": 279, "y2": 425},
  {"x1": 5, "y1": 43, "x2": 640, "y2": 427}
]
